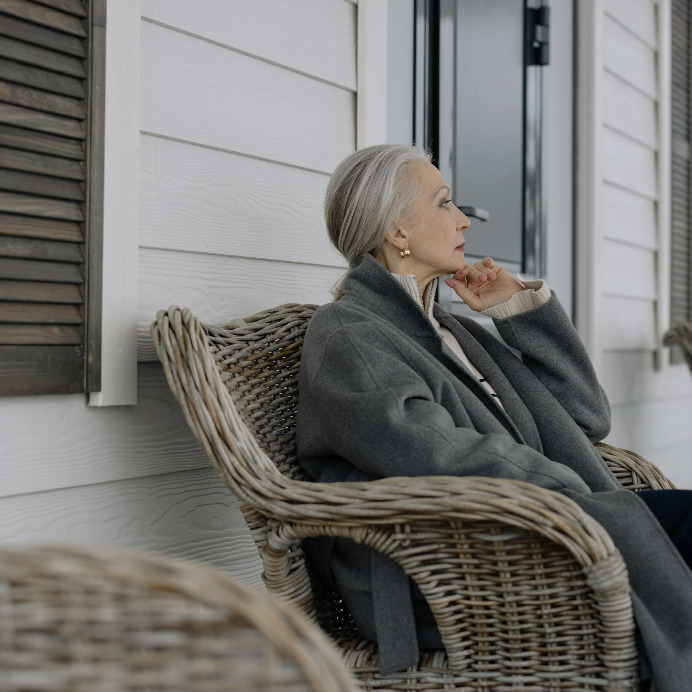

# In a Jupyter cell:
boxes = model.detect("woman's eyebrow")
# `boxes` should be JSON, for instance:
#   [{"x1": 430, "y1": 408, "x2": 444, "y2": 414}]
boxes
[{"x1": 432, "y1": 185, "x2": 451, "y2": 200}]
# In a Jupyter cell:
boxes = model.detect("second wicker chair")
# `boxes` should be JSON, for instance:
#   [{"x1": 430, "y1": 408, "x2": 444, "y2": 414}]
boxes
[{"x1": 0, "y1": 544, "x2": 356, "y2": 691}]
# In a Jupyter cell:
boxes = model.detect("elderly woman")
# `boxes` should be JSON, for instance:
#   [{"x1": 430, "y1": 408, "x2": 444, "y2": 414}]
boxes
[{"x1": 296, "y1": 145, "x2": 692, "y2": 689}]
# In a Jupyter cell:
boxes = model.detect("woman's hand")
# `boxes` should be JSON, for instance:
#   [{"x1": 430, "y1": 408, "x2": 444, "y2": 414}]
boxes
[{"x1": 445, "y1": 257, "x2": 525, "y2": 312}]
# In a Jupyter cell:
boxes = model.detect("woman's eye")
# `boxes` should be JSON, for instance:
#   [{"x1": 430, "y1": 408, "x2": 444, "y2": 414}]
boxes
[{"x1": 441, "y1": 199, "x2": 453, "y2": 209}]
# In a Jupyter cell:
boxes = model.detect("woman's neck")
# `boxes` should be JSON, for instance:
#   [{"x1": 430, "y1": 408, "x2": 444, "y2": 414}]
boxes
[{"x1": 373, "y1": 248, "x2": 435, "y2": 293}]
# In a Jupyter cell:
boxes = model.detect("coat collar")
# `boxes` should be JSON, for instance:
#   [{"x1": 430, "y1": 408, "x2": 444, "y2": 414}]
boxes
[
  {"x1": 343, "y1": 254, "x2": 437, "y2": 337},
  {"x1": 343, "y1": 254, "x2": 533, "y2": 445}
]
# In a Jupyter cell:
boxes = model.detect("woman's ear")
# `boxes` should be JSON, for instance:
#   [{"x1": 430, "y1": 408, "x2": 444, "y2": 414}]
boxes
[{"x1": 385, "y1": 225, "x2": 410, "y2": 252}]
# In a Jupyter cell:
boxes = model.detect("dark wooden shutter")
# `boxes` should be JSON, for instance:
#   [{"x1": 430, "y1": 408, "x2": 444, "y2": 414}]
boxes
[
  {"x1": 671, "y1": 0, "x2": 692, "y2": 363},
  {"x1": 0, "y1": 0, "x2": 99, "y2": 396}
]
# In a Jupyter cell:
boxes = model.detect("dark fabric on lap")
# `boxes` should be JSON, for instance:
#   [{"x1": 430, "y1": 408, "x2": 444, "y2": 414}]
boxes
[{"x1": 638, "y1": 490, "x2": 692, "y2": 572}]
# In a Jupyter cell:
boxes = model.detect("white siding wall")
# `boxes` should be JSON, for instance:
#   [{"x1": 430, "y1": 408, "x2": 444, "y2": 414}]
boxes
[
  {"x1": 578, "y1": 0, "x2": 692, "y2": 487},
  {"x1": 0, "y1": 0, "x2": 357, "y2": 584}
]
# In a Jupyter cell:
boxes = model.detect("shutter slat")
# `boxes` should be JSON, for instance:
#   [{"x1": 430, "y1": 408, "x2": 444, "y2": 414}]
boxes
[
  {"x1": 0, "y1": 79, "x2": 85, "y2": 118},
  {"x1": 0, "y1": 35, "x2": 85, "y2": 77},
  {"x1": 0, "y1": 124, "x2": 83, "y2": 160},
  {"x1": 0, "y1": 102, "x2": 84, "y2": 139},
  {"x1": 32, "y1": 0, "x2": 86, "y2": 19},
  {"x1": 0, "y1": 1, "x2": 86, "y2": 38},
  {"x1": 0, "y1": 168, "x2": 83, "y2": 200},
  {"x1": 0, "y1": 146, "x2": 84, "y2": 180},
  {"x1": 0, "y1": 235, "x2": 82, "y2": 262},
  {"x1": 0, "y1": 58, "x2": 85, "y2": 98},
  {"x1": 0, "y1": 0, "x2": 91, "y2": 397},
  {"x1": 0, "y1": 345, "x2": 83, "y2": 395},
  {"x1": 0, "y1": 279, "x2": 81, "y2": 302},
  {"x1": 0, "y1": 191, "x2": 82, "y2": 220},
  {"x1": 0, "y1": 257, "x2": 82, "y2": 282},
  {"x1": 0, "y1": 323, "x2": 81, "y2": 344},
  {"x1": 670, "y1": 0, "x2": 691, "y2": 324},
  {"x1": 0, "y1": 12, "x2": 85, "y2": 57},
  {"x1": 0, "y1": 301, "x2": 81, "y2": 323},
  {"x1": 0, "y1": 212, "x2": 82, "y2": 241}
]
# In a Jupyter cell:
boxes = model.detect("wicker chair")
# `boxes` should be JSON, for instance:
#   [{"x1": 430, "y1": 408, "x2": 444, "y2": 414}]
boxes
[
  {"x1": 663, "y1": 321, "x2": 692, "y2": 372},
  {"x1": 0, "y1": 544, "x2": 356, "y2": 692},
  {"x1": 151, "y1": 303, "x2": 675, "y2": 691}
]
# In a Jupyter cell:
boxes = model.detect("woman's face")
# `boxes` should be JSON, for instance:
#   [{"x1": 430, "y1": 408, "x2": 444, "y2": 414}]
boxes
[{"x1": 399, "y1": 161, "x2": 471, "y2": 283}]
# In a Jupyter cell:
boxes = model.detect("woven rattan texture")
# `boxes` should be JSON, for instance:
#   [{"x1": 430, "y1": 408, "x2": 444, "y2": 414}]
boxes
[
  {"x1": 664, "y1": 321, "x2": 692, "y2": 372},
  {"x1": 0, "y1": 545, "x2": 356, "y2": 691},
  {"x1": 152, "y1": 304, "x2": 675, "y2": 690}
]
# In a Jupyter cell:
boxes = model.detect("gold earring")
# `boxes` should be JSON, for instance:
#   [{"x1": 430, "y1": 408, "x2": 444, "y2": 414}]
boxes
[{"x1": 400, "y1": 248, "x2": 411, "y2": 259}]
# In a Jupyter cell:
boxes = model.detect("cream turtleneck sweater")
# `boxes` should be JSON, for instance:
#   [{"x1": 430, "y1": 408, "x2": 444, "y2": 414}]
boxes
[{"x1": 390, "y1": 274, "x2": 552, "y2": 408}]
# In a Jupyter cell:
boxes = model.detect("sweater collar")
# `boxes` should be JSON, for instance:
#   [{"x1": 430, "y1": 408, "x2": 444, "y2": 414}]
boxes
[{"x1": 389, "y1": 273, "x2": 438, "y2": 316}]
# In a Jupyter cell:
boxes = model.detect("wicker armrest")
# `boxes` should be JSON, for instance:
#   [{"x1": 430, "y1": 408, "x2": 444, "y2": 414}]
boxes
[
  {"x1": 262, "y1": 474, "x2": 636, "y2": 674},
  {"x1": 0, "y1": 545, "x2": 357, "y2": 691},
  {"x1": 595, "y1": 442, "x2": 675, "y2": 491}
]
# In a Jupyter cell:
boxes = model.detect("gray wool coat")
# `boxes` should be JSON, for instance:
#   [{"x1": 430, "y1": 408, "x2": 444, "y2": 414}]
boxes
[{"x1": 296, "y1": 253, "x2": 692, "y2": 688}]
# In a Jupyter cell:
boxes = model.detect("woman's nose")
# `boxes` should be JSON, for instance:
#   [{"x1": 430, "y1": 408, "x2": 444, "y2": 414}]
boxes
[{"x1": 458, "y1": 208, "x2": 471, "y2": 230}]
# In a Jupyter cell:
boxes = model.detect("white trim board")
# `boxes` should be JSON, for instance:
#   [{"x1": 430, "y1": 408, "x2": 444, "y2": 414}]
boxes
[
  {"x1": 357, "y1": 0, "x2": 388, "y2": 149},
  {"x1": 654, "y1": 0, "x2": 671, "y2": 370},
  {"x1": 576, "y1": 0, "x2": 604, "y2": 370},
  {"x1": 89, "y1": 0, "x2": 141, "y2": 406}
]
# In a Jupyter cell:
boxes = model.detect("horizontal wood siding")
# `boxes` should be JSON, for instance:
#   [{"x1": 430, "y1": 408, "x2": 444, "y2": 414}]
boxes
[
  {"x1": 139, "y1": 134, "x2": 345, "y2": 267},
  {"x1": 0, "y1": 1, "x2": 357, "y2": 576},
  {"x1": 597, "y1": 0, "x2": 661, "y2": 353},
  {"x1": 139, "y1": 20, "x2": 355, "y2": 174},
  {"x1": 602, "y1": 182, "x2": 657, "y2": 249},
  {"x1": 604, "y1": 0, "x2": 657, "y2": 48},
  {"x1": 640, "y1": 437, "x2": 692, "y2": 487},
  {"x1": 602, "y1": 71, "x2": 657, "y2": 148},
  {"x1": 609, "y1": 396, "x2": 692, "y2": 465},
  {"x1": 0, "y1": 464, "x2": 264, "y2": 587},
  {"x1": 581, "y1": 0, "x2": 692, "y2": 487},
  {"x1": 602, "y1": 128, "x2": 657, "y2": 198},
  {"x1": 599, "y1": 296, "x2": 657, "y2": 350},
  {"x1": 601, "y1": 351, "x2": 692, "y2": 406},
  {"x1": 601, "y1": 239, "x2": 656, "y2": 299},
  {"x1": 140, "y1": 0, "x2": 357, "y2": 90},
  {"x1": 0, "y1": 365, "x2": 209, "y2": 499},
  {"x1": 603, "y1": 13, "x2": 657, "y2": 98},
  {"x1": 138, "y1": 249, "x2": 343, "y2": 361}
]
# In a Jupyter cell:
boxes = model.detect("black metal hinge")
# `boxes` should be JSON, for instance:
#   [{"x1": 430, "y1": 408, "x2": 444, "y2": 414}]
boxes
[{"x1": 526, "y1": 5, "x2": 550, "y2": 66}]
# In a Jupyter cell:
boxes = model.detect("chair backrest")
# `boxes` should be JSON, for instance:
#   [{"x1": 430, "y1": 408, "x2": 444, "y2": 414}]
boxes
[
  {"x1": 154, "y1": 304, "x2": 370, "y2": 641},
  {"x1": 152, "y1": 304, "x2": 328, "y2": 615},
  {"x1": 152, "y1": 304, "x2": 318, "y2": 505},
  {"x1": 204, "y1": 303, "x2": 318, "y2": 481},
  {"x1": 152, "y1": 305, "x2": 674, "y2": 506},
  {"x1": 0, "y1": 545, "x2": 357, "y2": 691},
  {"x1": 664, "y1": 321, "x2": 692, "y2": 373}
]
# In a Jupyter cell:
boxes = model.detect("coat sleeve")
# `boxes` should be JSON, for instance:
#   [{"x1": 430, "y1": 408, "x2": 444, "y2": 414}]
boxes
[
  {"x1": 490, "y1": 292, "x2": 611, "y2": 442},
  {"x1": 298, "y1": 318, "x2": 591, "y2": 494}
]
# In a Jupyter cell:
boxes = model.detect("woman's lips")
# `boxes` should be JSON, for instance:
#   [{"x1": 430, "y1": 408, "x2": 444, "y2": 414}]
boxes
[{"x1": 456, "y1": 242, "x2": 466, "y2": 250}]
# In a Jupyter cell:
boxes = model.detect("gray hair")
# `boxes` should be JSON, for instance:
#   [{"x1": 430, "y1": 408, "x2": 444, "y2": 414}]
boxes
[{"x1": 325, "y1": 144, "x2": 430, "y2": 293}]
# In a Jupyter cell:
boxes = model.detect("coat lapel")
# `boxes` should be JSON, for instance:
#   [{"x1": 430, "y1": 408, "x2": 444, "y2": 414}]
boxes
[
  {"x1": 344, "y1": 255, "x2": 535, "y2": 447},
  {"x1": 433, "y1": 307, "x2": 543, "y2": 452}
]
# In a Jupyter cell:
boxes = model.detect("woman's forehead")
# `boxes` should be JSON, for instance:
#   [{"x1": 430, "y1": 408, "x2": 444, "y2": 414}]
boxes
[{"x1": 415, "y1": 161, "x2": 449, "y2": 195}]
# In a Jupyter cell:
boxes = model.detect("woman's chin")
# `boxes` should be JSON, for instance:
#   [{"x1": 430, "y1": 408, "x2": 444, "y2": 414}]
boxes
[{"x1": 445, "y1": 260, "x2": 468, "y2": 276}]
